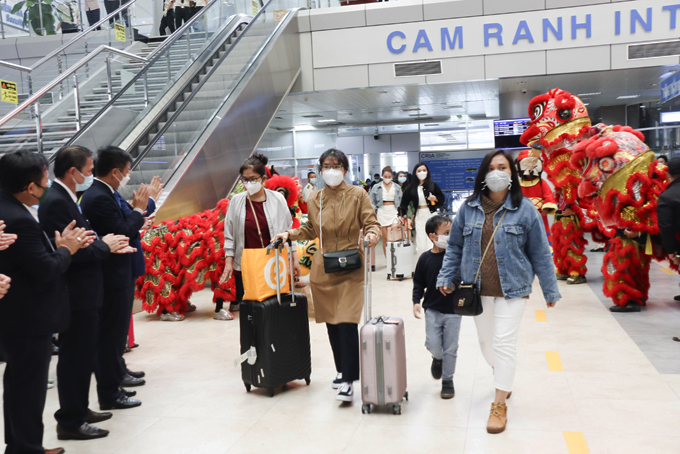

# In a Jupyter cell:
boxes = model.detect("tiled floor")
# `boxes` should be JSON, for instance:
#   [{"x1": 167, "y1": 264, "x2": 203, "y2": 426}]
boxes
[{"x1": 3, "y1": 249, "x2": 680, "y2": 453}]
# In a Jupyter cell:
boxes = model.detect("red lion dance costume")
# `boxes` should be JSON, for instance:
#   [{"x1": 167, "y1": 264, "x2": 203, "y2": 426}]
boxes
[
  {"x1": 519, "y1": 89, "x2": 605, "y2": 285},
  {"x1": 521, "y1": 87, "x2": 675, "y2": 311},
  {"x1": 515, "y1": 149, "x2": 557, "y2": 238}
]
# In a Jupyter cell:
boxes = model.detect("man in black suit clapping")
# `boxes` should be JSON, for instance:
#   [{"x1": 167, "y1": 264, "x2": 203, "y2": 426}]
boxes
[
  {"x1": 0, "y1": 151, "x2": 93, "y2": 454},
  {"x1": 80, "y1": 146, "x2": 151, "y2": 411},
  {"x1": 39, "y1": 146, "x2": 136, "y2": 440}
]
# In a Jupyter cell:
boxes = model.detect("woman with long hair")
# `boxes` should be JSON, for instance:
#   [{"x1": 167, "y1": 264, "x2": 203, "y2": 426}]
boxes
[
  {"x1": 400, "y1": 162, "x2": 444, "y2": 255},
  {"x1": 370, "y1": 166, "x2": 402, "y2": 257},
  {"x1": 436, "y1": 149, "x2": 560, "y2": 434}
]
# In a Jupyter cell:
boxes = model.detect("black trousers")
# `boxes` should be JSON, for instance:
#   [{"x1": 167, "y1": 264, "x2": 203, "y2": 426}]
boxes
[
  {"x1": 55, "y1": 310, "x2": 99, "y2": 431},
  {"x1": 95, "y1": 284, "x2": 133, "y2": 402},
  {"x1": 159, "y1": 9, "x2": 176, "y2": 35},
  {"x1": 326, "y1": 323, "x2": 360, "y2": 383},
  {"x1": 175, "y1": 6, "x2": 192, "y2": 30},
  {"x1": 104, "y1": 0, "x2": 129, "y2": 25},
  {"x1": 0, "y1": 333, "x2": 52, "y2": 454}
]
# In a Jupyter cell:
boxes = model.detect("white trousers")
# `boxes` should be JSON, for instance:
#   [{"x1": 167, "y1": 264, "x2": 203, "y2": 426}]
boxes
[
  {"x1": 474, "y1": 296, "x2": 526, "y2": 392},
  {"x1": 415, "y1": 208, "x2": 434, "y2": 256}
]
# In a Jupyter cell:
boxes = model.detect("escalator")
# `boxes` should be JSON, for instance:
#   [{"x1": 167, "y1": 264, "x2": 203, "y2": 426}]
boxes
[{"x1": 67, "y1": 0, "x2": 303, "y2": 222}]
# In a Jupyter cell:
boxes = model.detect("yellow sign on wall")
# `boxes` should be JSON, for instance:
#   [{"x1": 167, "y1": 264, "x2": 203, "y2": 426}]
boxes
[
  {"x1": 115, "y1": 23, "x2": 126, "y2": 42},
  {"x1": 273, "y1": 10, "x2": 288, "y2": 22},
  {"x1": 0, "y1": 80, "x2": 18, "y2": 104}
]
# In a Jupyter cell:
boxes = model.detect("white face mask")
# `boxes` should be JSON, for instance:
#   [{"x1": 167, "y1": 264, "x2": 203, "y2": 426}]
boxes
[
  {"x1": 383, "y1": 178, "x2": 392, "y2": 184},
  {"x1": 244, "y1": 180, "x2": 262, "y2": 196},
  {"x1": 433, "y1": 235, "x2": 448, "y2": 249},
  {"x1": 75, "y1": 170, "x2": 94, "y2": 192},
  {"x1": 485, "y1": 170, "x2": 512, "y2": 193},
  {"x1": 323, "y1": 168, "x2": 344, "y2": 187},
  {"x1": 116, "y1": 170, "x2": 131, "y2": 190},
  {"x1": 417, "y1": 171, "x2": 428, "y2": 181}
]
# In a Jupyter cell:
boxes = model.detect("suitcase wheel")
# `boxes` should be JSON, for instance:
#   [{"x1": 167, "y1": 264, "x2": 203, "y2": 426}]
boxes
[
  {"x1": 404, "y1": 391, "x2": 409, "y2": 401},
  {"x1": 267, "y1": 388, "x2": 275, "y2": 397},
  {"x1": 244, "y1": 383, "x2": 251, "y2": 393},
  {"x1": 393, "y1": 403, "x2": 402, "y2": 415},
  {"x1": 305, "y1": 377, "x2": 311, "y2": 386},
  {"x1": 387, "y1": 274, "x2": 391, "y2": 280},
  {"x1": 361, "y1": 403, "x2": 371, "y2": 414},
  {"x1": 398, "y1": 276, "x2": 404, "y2": 281}
]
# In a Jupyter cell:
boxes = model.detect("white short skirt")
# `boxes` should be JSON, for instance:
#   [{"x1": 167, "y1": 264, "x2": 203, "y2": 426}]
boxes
[{"x1": 377, "y1": 205, "x2": 399, "y2": 227}]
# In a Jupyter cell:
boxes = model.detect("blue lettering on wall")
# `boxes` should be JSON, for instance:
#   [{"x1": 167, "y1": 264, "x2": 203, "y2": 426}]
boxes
[
  {"x1": 413, "y1": 29, "x2": 433, "y2": 52},
  {"x1": 441, "y1": 26, "x2": 463, "y2": 50},
  {"x1": 513, "y1": 20, "x2": 534, "y2": 44},
  {"x1": 542, "y1": 17, "x2": 563, "y2": 41},
  {"x1": 571, "y1": 14, "x2": 591, "y2": 39},
  {"x1": 663, "y1": 4, "x2": 680, "y2": 29},
  {"x1": 615, "y1": 11, "x2": 621, "y2": 35},
  {"x1": 484, "y1": 23, "x2": 503, "y2": 47},
  {"x1": 387, "y1": 31, "x2": 406, "y2": 54},
  {"x1": 631, "y1": 7, "x2": 653, "y2": 33}
]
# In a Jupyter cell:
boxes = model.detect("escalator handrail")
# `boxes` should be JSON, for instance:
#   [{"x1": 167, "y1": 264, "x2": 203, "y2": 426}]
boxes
[
  {"x1": 60, "y1": 12, "x2": 253, "y2": 154},
  {"x1": 0, "y1": 0, "x2": 138, "y2": 72},
  {"x1": 132, "y1": 4, "x2": 301, "y2": 172}
]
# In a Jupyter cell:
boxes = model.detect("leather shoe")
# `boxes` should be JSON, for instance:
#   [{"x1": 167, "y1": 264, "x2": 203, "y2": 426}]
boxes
[
  {"x1": 100, "y1": 395, "x2": 142, "y2": 410},
  {"x1": 610, "y1": 302, "x2": 642, "y2": 312},
  {"x1": 84, "y1": 409, "x2": 112, "y2": 424},
  {"x1": 127, "y1": 369, "x2": 145, "y2": 379},
  {"x1": 45, "y1": 449, "x2": 65, "y2": 454},
  {"x1": 57, "y1": 422, "x2": 109, "y2": 440},
  {"x1": 674, "y1": 295, "x2": 680, "y2": 302},
  {"x1": 121, "y1": 387, "x2": 137, "y2": 397},
  {"x1": 121, "y1": 373, "x2": 145, "y2": 387}
]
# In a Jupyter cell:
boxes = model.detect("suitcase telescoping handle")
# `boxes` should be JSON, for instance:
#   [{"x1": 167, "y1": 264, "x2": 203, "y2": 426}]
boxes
[
  {"x1": 363, "y1": 239, "x2": 373, "y2": 324},
  {"x1": 268, "y1": 238, "x2": 296, "y2": 305}
]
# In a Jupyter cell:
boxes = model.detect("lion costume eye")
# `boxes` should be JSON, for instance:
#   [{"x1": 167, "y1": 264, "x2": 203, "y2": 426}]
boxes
[
  {"x1": 558, "y1": 109, "x2": 572, "y2": 120},
  {"x1": 532, "y1": 104, "x2": 544, "y2": 120},
  {"x1": 598, "y1": 157, "x2": 615, "y2": 172}
]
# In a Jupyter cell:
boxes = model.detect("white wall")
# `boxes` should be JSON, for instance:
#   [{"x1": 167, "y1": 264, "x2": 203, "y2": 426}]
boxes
[{"x1": 295, "y1": 0, "x2": 680, "y2": 92}]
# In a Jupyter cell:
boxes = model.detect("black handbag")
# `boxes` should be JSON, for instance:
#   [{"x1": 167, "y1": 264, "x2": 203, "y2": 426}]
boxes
[
  {"x1": 319, "y1": 190, "x2": 362, "y2": 274},
  {"x1": 452, "y1": 209, "x2": 507, "y2": 316}
]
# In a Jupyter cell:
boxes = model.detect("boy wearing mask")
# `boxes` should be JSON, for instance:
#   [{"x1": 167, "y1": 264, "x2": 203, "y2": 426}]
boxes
[{"x1": 412, "y1": 215, "x2": 461, "y2": 399}]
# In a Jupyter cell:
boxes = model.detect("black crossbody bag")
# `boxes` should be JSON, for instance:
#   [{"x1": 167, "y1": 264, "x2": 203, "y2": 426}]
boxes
[
  {"x1": 319, "y1": 190, "x2": 361, "y2": 273},
  {"x1": 452, "y1": 209, "x2": 507, "y2": 316}
]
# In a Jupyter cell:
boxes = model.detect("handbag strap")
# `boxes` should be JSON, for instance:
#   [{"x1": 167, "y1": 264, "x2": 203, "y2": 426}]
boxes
[
  {"x1": 319, "y1": 190, "x2": 324, "y2": 252},
  {"x1": 473, "y1": 208, "x2": 507, "y2": 285},
  {"x1": 247, "y1": 196, "x2": 265, "y2": 248}
]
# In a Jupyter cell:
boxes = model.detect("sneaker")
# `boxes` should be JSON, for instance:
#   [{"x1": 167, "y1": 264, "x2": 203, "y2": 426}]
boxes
[
  {"x1": 431, "y1": 357, "x2": 443, "y2": 380},
  {"x1": 229, "y1": 303, "x2": 240, "y2": 312},
  {"x1": 336, "y1": 382, "x2": 353, "y2": 402},
  {"x1": 332, "y1": 373, "x2": 343, "y2": 389},
  {"x1": 441, "y1": 380, "x2": 455, "y2": 399},
  {"x1": 566, "y1": 275, "x2": 587, "y2": 285},
  {"x1": 609, "y1": 302, "x2": 642, "y2": 313},
  {"x1": 213, "y1": 309, "x2": 234, "y2": 321},
  {"x1": 160, "y1": 312, "x2": 185, "y2": 322},
  {"x1": 556, "y1": 273, "x2": 568, "y2": 281}
]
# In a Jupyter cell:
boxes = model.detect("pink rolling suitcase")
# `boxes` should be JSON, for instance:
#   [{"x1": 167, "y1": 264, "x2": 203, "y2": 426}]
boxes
[{"x1": 360, "y1": 241, "x2": 408, "y2": 415}]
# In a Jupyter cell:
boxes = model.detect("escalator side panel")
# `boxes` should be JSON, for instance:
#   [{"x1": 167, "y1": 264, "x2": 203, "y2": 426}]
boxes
[{"x1": 154, "y1": 13, "x2": 301, "y2": 222}]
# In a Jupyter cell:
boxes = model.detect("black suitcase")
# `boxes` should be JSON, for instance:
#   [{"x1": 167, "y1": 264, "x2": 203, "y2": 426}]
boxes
[{"x1": 239, "y1": 241, "x2": 312, "y2": 397}]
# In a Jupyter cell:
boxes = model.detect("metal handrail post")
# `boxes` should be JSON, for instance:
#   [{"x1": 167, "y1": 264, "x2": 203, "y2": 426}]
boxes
[
  {"x1": 34, "y1": 102, "x2": 43, "y2": 153},
  {"x1": 166, "y1": 50, "x2": 171, "y2": 81},
  {"x1": 105, "y1": 53, "x2": 113, "y2": 100},
  {"x1": 142, "y1": 72, "x2": 148, "y2": 106},
  {"x1": 0, "y1": 5, "x2": 6, "y2": 39},
  {"x1": 27, "y1": 75, "x2": 33, "y2": 96},
  {"x1": 73, "y1": 73, "x2": 81, "y2": 130},
  {"x1": 186, "y1": 32, "x2": 192, "y2": 60},
  {"x1": 57, "y1": 54, "x2": 64, "y2": 100},
  {"x1": 38, "y1": 0, "x2": 44, "y2": 35}
]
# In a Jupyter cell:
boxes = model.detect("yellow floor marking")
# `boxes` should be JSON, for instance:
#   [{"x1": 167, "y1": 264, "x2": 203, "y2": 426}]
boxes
[
  {"x1": 545, "y1": 351, "x2": 564, "y2": 372},
  {"x1": 660, "y1": 268, "x2": 675, "y2": 275},
  {"x1": 535, "y1": 310, "x2": 547, "y2": 322},
  {"x1": 563, "y1": 432, "x2": 590, "y2": 454}
]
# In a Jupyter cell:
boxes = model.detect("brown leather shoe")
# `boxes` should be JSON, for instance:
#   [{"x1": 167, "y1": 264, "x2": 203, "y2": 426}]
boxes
[
  {"x1": 45, "y1": 448, "x2": 66, "y2": 454},
  {"x1": 487, "y1": 402, "x2": 507, "y2": 434}
]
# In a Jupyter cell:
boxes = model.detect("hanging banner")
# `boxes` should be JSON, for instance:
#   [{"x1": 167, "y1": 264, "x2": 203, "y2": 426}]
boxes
[
  {"x1": 0, "y1": 80, "x2": 18, "y2": 104},
  {"x1": 251, "y1": 0, "x2": 259, "y2": 16},
  {"x1": 114, "y1": 22, "x2": 126, "y2": 42}
]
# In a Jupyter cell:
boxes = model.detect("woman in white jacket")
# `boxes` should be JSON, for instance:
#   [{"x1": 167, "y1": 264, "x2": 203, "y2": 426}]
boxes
[{"x1": 218, "y1": 154, "x2": 300, "y2": 319}]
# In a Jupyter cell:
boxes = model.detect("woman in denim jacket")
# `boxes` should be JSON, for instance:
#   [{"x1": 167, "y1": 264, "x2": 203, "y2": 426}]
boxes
[{"x1": 436, "y1": 149, "x2": 560, "y2": 435}]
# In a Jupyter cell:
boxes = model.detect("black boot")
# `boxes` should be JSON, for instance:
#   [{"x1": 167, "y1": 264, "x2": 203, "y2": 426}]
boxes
[
  {"x1": 610, "y1": 301, "x2": 642, "y2": 312},
  {"x1": 441, "y1": 380, "x2": 455, "y2": 399}
]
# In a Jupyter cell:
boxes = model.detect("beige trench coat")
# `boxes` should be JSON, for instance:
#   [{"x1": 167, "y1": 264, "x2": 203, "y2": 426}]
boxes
[{"x1": 289, "y1": 182, "x2": 381, "y2": 325}]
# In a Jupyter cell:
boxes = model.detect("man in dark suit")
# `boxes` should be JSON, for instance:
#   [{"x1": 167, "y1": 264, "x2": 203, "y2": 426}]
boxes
[
  {"x1": 81, "y1": 146, "x2": 151, "y2": 410},
  {"x1": 39, "y1": 146, "x2": 136, "y2": 440},
  {"x1": 658, "y1": 158, "x2": 680, "y2": 312},
  {"x1": 0, "y1": 151, "x2": 92, "y2": 454}
]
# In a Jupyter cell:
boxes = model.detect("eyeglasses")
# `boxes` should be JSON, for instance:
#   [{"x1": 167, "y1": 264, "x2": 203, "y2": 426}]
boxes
[
  {"x1": 242, "y1": 177, "x2": 262, "y2": 183},
  {"x1": 321, "y1": 165, "x2": 343, "y2": 171}
]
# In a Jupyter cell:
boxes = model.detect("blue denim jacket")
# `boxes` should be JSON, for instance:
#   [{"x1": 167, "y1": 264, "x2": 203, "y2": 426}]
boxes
[{"x1": 436, "y1": 195, "x2": 561, "y2": 302}]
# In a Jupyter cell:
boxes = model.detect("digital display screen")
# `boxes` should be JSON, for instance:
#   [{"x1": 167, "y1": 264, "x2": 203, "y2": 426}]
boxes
[{"x1": 493, "y1": 118, "x2": 531, "y2": 149}]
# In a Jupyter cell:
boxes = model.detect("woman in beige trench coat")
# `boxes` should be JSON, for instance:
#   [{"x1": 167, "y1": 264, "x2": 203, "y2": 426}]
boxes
[{"x1": 274, "y1": 148, "x2": 380, "y2": 402}]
